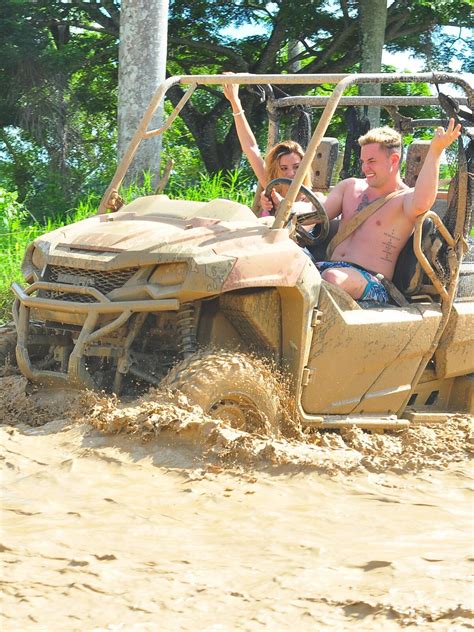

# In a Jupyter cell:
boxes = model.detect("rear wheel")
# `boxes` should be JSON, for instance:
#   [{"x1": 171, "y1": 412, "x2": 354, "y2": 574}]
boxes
[{"x1": 161, "y1": 350, "x2": 281, "y2": 436}]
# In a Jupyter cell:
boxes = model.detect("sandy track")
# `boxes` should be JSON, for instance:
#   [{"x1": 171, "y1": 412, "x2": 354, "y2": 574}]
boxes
[{"x1": 1, "y1": 376, "x2": 472, "y2": 631}]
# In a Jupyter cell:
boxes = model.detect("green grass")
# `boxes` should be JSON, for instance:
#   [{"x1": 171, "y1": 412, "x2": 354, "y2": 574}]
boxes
[
  {"x1": 169, "y1": 169, "x2": 254, "y2": 206},
  {"x1": 0, "y1": 171, "x2": 256, "y2": 324}
]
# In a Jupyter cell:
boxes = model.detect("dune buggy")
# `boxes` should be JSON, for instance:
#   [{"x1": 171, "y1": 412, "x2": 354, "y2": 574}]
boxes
[{"x1": 3, "y1": 72, "x2": 473, "y2": 431}]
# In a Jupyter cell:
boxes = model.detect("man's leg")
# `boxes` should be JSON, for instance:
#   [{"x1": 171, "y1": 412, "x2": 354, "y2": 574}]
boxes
[{"x1": 320, "y1": 266, "x2": 368, "y2": 300}]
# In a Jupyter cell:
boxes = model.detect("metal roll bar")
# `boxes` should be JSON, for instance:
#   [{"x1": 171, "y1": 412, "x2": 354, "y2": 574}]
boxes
[{"x1": 98, "y1": 72, "x2": 472, "y2": 215}]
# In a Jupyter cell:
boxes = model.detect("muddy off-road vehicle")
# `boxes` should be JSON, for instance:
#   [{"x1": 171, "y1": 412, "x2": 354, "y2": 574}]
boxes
[{"x1": 3, "y1": 73, "x2": 474, "y2": 431}]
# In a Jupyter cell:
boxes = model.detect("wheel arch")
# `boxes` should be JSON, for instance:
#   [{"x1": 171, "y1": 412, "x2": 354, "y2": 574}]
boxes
[{"x1": 196, "y1": 258, "x2": 320, "y2": 401}]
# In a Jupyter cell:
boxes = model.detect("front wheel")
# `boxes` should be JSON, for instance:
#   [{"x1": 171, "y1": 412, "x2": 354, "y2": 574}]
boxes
[
  {"x1": 0, "y1": 325, "x2": 18, "y2": 375},
  {"x1": 161, "y1": 350, "x2": 281, "y2": 436}
]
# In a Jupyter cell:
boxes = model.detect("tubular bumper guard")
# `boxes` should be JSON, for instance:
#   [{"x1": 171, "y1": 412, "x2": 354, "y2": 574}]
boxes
[{"x1": 11, "y1": 281, "x2": 179, "y2": 387}]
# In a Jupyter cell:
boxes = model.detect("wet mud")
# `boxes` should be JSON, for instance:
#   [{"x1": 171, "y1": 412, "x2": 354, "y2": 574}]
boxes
[{"x1": 1, "y1": 375, "x2": 473, "y2": 631}]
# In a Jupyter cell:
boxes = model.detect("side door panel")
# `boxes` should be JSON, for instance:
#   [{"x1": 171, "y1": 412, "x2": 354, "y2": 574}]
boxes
[{"x1": 301, "y1": 285, "x2": 443, "y2": 415}]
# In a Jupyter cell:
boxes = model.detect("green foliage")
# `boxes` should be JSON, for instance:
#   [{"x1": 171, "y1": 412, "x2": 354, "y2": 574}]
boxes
[
  {"x1": 0, "y1": 171, "x2": 256, "y2": 323},
  {"x1": 168, "y1": 169, "x2": 255, "y2": 206},
  {"x1": 0, "y1": 0, "x2": 471, "y2": 226},
  {"x1": 380, "y1": 71, "x2": 439, "y2": 126},
  {"x1": 0, "y1": 0, "x2": 118, "y2": 220},
  {"x1": 0, "y1": 188, "x2": 29, "y2": 229},
  {"x1": 0, "y1": 186, "x2": 48, "y2": 322}
]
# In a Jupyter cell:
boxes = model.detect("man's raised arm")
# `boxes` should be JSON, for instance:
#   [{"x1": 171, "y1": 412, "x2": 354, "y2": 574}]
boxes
[{"x1": 405, "y1": 118, "x2": 462, "y2": 220}]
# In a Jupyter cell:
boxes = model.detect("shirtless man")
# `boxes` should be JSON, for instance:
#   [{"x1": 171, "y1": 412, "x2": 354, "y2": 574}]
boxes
[{"x1": 315, "y1": 119, "x2": 461, "y2": 303}]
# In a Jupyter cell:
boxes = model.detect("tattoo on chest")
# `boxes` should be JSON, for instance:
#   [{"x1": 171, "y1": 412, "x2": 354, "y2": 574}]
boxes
[
  {"x1": 355, "y1": 193, "x2": 370, "y2": 213},
  {"x1": 381, "y1": 229, "x2": 401, "y2": 263}
]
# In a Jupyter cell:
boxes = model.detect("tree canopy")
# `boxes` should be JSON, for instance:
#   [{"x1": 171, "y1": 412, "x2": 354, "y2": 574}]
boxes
[{"x1": 1, "y1": 0, "x2": 472, "y2": 216}]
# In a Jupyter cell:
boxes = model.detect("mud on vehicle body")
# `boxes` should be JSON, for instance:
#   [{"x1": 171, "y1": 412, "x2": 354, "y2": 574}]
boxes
[{"x1": 7, "y1": 72, "x2": 474, "y2": 431}]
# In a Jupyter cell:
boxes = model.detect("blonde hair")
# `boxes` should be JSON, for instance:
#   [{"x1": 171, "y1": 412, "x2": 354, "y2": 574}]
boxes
[
  {"x1": 264, "y1": 140, "x2": 311, "y2": 194},
  {"x1": 358, "y1": 127, "x2": 402, "y2": 156}
]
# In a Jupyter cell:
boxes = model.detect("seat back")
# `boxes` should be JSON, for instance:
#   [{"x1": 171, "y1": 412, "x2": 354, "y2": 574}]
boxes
[
  {"x1": 393, "y1": 140, "x2": 445, "y2": 298},
  {"x1": 392, "y1": 218, "x2": 436, "y2": 296},
  {"x1": 311, "y1": 137, "x2": 339, "y2": 191},
  {"x1": 404, "y1": 140, "x2": 431, "y2": 188}
]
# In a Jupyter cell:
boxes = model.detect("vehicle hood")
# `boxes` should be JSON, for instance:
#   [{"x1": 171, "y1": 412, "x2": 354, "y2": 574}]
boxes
[{"x1": 30, "y1": 196, "x2": 312, "y2": 290}]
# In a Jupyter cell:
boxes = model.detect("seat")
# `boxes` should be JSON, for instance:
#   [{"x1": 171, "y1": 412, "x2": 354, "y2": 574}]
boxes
[
  {"x1": 392, "y1": 141, "x2": 443, "y2": 299},
  {"x1": 404, "y1": 140, "x2": 431, "y2": 187},
  {"x1": 393, "y1": 139, "x2": 453, "y2": 299},
  {"x1": 392, "y1": 217, "x2": 437, "y2": 297},
  {"x1": 311, "y1": 137, "x2": 339, "y2": 191}
]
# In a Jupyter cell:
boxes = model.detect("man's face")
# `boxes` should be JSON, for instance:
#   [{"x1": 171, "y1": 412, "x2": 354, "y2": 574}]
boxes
[{"x1": 360, "y1": 143, "x2": 396, "y2": 187}]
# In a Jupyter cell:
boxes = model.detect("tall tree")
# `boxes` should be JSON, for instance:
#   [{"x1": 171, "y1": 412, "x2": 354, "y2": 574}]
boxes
[
  {"x1": 359, "y1": 0, "x2": 388, "y2": 127},
  {"x1": 118, "y1": 0, "x2": 169, "y2": 184},
  {"x1": 1, "y1": 0, "x2": 472, "y2": 213}
]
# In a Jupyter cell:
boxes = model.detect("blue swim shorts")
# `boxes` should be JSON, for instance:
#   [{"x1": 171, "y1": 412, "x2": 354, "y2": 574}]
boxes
[{"x1": 316, "y1": 260, "x2": 389, "y2": 304}]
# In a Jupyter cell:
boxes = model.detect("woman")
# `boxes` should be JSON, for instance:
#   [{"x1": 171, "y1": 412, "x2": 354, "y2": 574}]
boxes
[{"x1": 223, "y1": 82, "x2": 318, "y2": 215}]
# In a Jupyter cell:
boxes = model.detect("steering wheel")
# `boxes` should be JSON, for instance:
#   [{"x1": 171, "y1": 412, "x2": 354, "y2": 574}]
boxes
[{"x1": 264, "y1": 177, "x2": 329, "y2": 245}]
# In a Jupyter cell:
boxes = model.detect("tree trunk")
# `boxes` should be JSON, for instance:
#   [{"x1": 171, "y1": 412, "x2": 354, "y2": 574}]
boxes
[
  {"x1": 118, "y1": 0, "x2": 169, "y2": 185},
  {"x1": 359, "y1": 0, "x2": 387, "y2": 128},
  {"x1": 287, "y1": 40, "x2": 303, "y2": 73}
]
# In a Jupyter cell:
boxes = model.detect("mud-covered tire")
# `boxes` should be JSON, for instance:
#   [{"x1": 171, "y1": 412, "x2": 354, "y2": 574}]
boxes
[
  {"x1": 0, "y1": 325, "x2": 18, "y2": 374},
  {"x1": 161, "y1": 350, "x2": 281, "y2": 435}
]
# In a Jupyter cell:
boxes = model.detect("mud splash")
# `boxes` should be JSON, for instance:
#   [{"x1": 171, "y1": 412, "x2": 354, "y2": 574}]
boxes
[
  {"x1": 82, "y1": 382, "x2": 473, "y2": 474},
  {"x1": 1, "y1": 372, "x2": 472, "y2": 475},
  {"x1": 1, "y1": 375, "x2": 473, "y2": 631}
]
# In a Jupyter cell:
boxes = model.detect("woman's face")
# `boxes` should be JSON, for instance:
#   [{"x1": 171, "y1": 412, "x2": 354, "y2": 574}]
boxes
[{"x1": 278, "y1": 151, "x2": 301, "y2": 179}]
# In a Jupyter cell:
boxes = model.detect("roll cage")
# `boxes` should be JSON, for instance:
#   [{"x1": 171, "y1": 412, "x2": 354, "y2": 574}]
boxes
[{"x1": 98, "y1": 73, "x2": 472, "y2": 370}]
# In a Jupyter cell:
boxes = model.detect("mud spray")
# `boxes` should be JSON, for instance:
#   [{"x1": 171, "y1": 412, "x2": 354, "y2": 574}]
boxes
[{"x1": 1, "y1": 374, "x2": 472, "y2": 631}]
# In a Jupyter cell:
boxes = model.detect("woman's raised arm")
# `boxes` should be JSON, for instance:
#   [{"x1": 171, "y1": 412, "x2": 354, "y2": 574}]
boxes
[{"x1": 223, "y1": 80, "x2": 266, "y2": 187}]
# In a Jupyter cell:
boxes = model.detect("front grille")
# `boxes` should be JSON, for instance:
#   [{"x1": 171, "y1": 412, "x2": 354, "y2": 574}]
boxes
[
  {"x1": 46, "y1": 266, "x2": 138, "y2": 294},
  {"x1": 43, "y1": 291, "x2": 97, "y2": 303},
  {"x1": 46, "y1": 265, "x2": 139, "y2": 295}
]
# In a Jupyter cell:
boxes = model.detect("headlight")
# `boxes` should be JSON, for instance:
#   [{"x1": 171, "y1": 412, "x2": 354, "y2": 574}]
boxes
[
  {"x1": 149, "y1": 263, "x2": 188, "y2": 286},
  {"x1": 21, "y1": 243, "x2": 44, "y2": 282},
  {"x1": 32, "y1": 246, "x2": 45, "y2": 270}
]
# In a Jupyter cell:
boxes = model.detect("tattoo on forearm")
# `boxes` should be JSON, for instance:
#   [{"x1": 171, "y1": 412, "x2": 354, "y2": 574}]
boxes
[{"x1": 381, "y1": 230, "x2": 401, "y2": 263}]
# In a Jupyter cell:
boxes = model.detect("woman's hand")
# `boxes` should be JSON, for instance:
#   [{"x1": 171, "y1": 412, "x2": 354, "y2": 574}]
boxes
[
  {"x1": 260, "y1": 189, "x2": 283, "y2": 215},
  {"x1": 223, "y1": 72, "x2": 241, "y2": 109},
  {"x1": 223, "y1": 83, "x2": 240, "y2": 105}
]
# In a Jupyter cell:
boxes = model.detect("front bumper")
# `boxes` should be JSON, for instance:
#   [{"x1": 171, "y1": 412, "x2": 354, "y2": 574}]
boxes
[{"x1": 12, "y1": 280, "x2": 179, "y2": 388}]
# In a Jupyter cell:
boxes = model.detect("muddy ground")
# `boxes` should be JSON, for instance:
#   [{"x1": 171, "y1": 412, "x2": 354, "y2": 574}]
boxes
[{"x1": 1, "y1": 375, "x2": 473, "y2": 631}]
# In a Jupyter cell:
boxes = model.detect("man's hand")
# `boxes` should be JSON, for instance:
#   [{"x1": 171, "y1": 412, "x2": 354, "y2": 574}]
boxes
[
  {"x1": 431, "y1": 117, "x2": 462, "y2": 154},
  {"x1": 407, "y1": 117, "x2": 462, "y2": 219}
]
